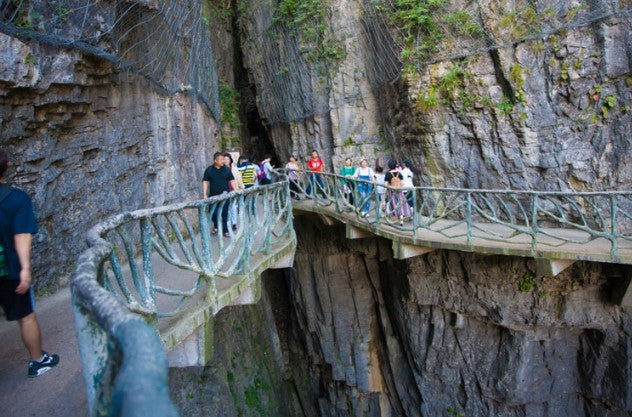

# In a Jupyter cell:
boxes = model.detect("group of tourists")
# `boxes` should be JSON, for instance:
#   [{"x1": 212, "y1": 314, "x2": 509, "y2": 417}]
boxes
[
  {"x1": 201, "y1": 152, "x2": 274, "y2": 237},
  {"x1": 202, "y1": 148, "x2": 419, "y2": 233},
  {"x1": 280, "y1": 150, "x2": 418, "y2": 224},
  {"x1": 338, "y1": 157, "x2": 416, "y2": 223}
]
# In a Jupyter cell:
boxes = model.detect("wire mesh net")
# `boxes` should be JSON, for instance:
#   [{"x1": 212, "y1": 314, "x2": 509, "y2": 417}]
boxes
[
  {"x1": 240, "y1": 0, "x2": 631, "y2": 125},
  {"x1": 359, "y1": 0, "x2": 632, "y2": 85},
  {"x1": 0, "y1": 0, "x2": 629, "y2": 126},
  {"x1": 0, "y1": 0, "x2": 220, "y2": 120}
]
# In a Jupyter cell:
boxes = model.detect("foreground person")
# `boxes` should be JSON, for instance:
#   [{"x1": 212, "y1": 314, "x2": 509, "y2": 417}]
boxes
[{"x1": 0, "y1": 150, "x2": 59, "y2": 377}]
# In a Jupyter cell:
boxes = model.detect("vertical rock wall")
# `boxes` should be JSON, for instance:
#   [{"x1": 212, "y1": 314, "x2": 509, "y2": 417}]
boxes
[
  {"x1": 236, "y1": 0, "x2": 631, "y2": 188},
  {"x1": 0, "y1": 33, "x2": 219, "y2": 290},
  {"x1": 282, "y1": 218, "x2": 632, "y2": 417},
  {"x1": 237, "y1": 0, "x2": 388, "y2": 169}
]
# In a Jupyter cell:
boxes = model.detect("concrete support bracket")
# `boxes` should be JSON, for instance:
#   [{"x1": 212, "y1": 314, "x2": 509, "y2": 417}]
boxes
[
  {"x1": 392, "y1": 241, "x2": 434, "y2": 260},
  {"x1": 270, "y1": 251, "x2": 295, "y2": 269},
  {"x1": 318, "y1": 214, "x2": 339, "y2": 226},
  {"x1": 617, "y1": 275, "x2": 632, "y2": 309},
  {"x1": 167, "y1": 317, "x2": 213, "y2": 368},
  {"x1": 536, "y1": 258, "x2": 575, "y2": 277},
  {"x1": 346, "y1": 224, "x2": 374, "y2": 239}
]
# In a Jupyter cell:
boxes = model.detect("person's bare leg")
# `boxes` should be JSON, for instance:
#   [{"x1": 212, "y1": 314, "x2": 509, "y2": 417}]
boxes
[{"x1": 17, "y1": 312, "x2": 43, "y2": 360}]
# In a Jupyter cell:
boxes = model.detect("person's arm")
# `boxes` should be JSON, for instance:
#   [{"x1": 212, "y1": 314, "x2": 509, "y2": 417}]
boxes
[
  {"x1": 14, "y1": 233, "x2": 32, "y2": 294},
  {"x1": 233, "y1": 168, "x2": 244, "y2": 189},
  {"x1": 227, "y1": 169, "x2": 236, "y2": 191},
  {"x1": 202, "y1": 180, "x2": 209, "y2": 198}
]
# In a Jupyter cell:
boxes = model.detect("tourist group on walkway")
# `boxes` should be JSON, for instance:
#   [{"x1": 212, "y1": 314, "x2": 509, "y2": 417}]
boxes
[
  {"x1": 202, "y1": 149, "x2": 419, "y2": 233},
  {"x1": 201, "y1": 151, "x2": 274, "y2": 237}
]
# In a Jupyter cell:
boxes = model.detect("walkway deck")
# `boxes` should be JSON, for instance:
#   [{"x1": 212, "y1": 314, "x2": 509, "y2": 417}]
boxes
[{"x1": 294, "y1": 200, "x2": 632, "y2": 264}]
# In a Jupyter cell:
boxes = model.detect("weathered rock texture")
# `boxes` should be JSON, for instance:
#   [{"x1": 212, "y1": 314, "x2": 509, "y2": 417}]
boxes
[
  {"x1": 170, "y1": 218, "x2": 631, "y2": 416},
  {"x1": 0, "y1": 33, "x2": 219, "y2": 290},
  {"x1": 168, "y1": 273, "x2": 305, "y2": 417},
  {"x1": 284, "y1": 218, "x2": 632, "y2": 416},
  {"x1": 235, "y1": 0, "x2": 631, "y2": 189}
]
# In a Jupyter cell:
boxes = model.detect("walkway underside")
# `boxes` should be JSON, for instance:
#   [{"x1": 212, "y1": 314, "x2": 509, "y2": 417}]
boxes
[{"x1": 293, "y1": 200, "x2": 632, "y2": 307}]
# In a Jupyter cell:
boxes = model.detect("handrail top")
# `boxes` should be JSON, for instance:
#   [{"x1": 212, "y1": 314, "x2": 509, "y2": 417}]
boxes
[
  {"x1": 285, "y1": 169, "x2": 631, "y2": 196},
  {"x1": 87, "y1": 181, "x2": 287, "y2": 245}
]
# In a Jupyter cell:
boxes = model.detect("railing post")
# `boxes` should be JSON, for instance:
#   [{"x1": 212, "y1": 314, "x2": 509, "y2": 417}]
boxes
[
  {"x1": 466, "y1": 192, "x2": 472, "y2": 245},
  {"x1": 242, "y1": 194, "x2": 252, "y2": 275},
  {"x1": 140, "y1": 217, "x2": 156, "y2": 317},
  {"x1": 530, "y1": 194, "x2": 538, "y2": 251},
  {"x1": 610, "y1": 194, "x2": 618, "y2": 260},
  {"x1": 199, "y1": 204, "x2": 215, "y2": 295},
  {"x1": 334, "y1": 175, "x2": 340, "y2": 213},
  {"x1": 374, "y1": 185, "x2": 381, "y2": 223},
  {"x1": 412, "y1": 188, "x2": 417, "y2": 234},
  {"x1": 264, "y1": 188, "x2": 272, "y2": 253}
]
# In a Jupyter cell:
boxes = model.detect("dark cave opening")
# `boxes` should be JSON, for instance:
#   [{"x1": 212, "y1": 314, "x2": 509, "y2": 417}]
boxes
[{"x1": 230, "y1": 2, "x2": 277, "y2": 165}]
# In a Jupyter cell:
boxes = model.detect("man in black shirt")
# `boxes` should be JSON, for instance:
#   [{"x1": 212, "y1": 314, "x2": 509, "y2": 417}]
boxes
[{"x1": 202, "y1": 152, "x2": 236, "y2": 237}]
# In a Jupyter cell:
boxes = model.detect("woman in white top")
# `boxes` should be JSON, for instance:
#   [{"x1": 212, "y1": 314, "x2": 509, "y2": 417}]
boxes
[
  {"x1": 400, "y1": 159, "x2": 417, "y2": 210},
  {"x1": 400, "y1": 159, "x2": 414, "y2": 188},
  {"x1": 352, "y1": 158, "x2": 375, "y2": 217},
  {"x1": 285, "y1": 155, "x2": 301, "y2": 199},
  {"x1": 224, "y1": 153, "x2": 243, "y2": 231},
  {"x1": 374, "y1": 164, "x2": 386, "y2": 209}
]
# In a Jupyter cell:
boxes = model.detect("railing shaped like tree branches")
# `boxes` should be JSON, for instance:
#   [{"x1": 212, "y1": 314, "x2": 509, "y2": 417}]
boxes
[
  {"x1": 71, "y1": 176, "x2": 294, "y2": 417},
  {"x1": 289, "y1": 170, "x2": 632, "y2": 262}
]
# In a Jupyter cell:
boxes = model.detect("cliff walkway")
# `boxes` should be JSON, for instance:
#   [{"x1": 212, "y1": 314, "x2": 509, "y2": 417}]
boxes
[
  {"x1": 67, "y1": 170, "x2": 632, "y2": 416},
  {"x1": 71, "y1": 177, "x2": 294, "y2": 416},
  {"x1": 291, "y1": 171, "x2": 632, "y2": 276}
]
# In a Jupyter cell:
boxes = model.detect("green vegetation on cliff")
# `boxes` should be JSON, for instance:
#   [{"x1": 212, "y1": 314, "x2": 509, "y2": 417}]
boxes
[
  {"x1": 373, "y1": 0, "x2": 483, "y2": 72},
  {"x1": 276, "y1": 0, "x2": 345, "y2": 67}
]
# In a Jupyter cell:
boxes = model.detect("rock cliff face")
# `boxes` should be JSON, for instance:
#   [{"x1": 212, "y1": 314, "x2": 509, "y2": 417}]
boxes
[
  {"x1": 169, "y1": 218, "x2": 631, "y2": 416},
  {"x1": 236, "y1": 0, "x2": 631, "y2": 190},
  {"x1": 280, "y1": 219, "x2": 632, "y2": 416},
  {"x1": 0, "y1": 33, "x2": 218, "y2": 290}
]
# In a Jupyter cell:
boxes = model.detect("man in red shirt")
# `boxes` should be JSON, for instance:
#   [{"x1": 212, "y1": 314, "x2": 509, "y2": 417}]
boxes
[{"x1": 306, "y1": 150, "x2": 325, "y2": 197}]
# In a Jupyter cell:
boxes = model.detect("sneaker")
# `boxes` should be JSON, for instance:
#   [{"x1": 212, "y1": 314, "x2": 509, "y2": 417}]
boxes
[{"x1": 28, "y1": 352, "x2": 59, "y2": 378}]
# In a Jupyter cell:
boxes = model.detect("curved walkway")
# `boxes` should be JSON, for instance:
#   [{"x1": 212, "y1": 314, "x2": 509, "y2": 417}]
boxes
[
  {"x1": 72, "y1": 181, "x2": 294, "y2": 416},
  {"x1": 289, "y1": 171, "x2": 632, "y2": 265},
  {"x1": 5, "y1": 172, "x2": 630, "y2": 417}
]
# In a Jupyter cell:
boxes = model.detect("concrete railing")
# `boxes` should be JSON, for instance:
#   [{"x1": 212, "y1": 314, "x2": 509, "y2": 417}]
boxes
[
  {"x1": 71, "y1": 175, "x2": 294, "y2": 416},
  {"x1": 288, "y1": 170, "x2": 632, "y2": 264},
  {"x1": 71, "y1": 167, "x2": 632, "y2": 416}
]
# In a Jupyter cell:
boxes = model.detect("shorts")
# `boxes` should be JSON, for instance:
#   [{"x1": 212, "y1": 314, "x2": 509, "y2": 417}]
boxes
[{"x1": 0, "y1": 278, "x2": 34, "y2": 321}]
